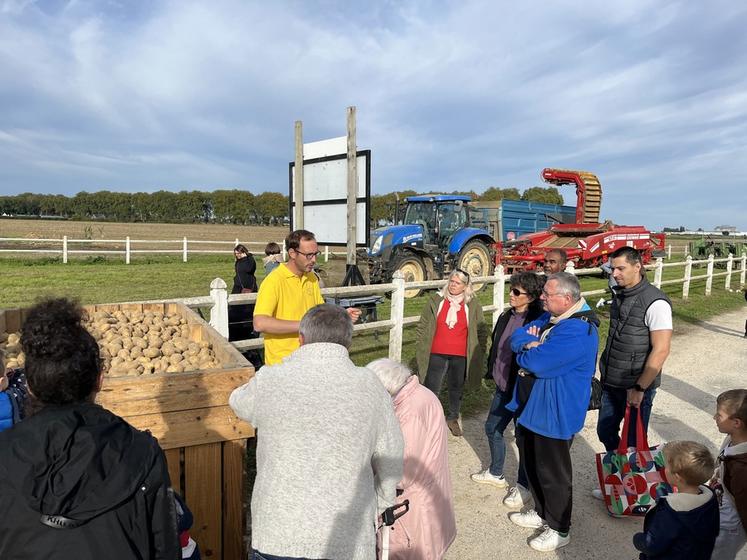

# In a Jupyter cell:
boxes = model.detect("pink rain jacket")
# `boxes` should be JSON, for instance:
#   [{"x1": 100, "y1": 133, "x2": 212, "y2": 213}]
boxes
[{"x1": 387, "y1": 376, "x2": 456, "y2": 559}]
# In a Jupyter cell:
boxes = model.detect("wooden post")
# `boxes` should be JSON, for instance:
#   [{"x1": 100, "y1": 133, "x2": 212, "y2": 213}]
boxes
[
  {"x1": 325, "y1": 245, "x2": 330, "y2": 262},
  {"x1": 725, "y1": 253, "x2": 733, "y2": 290},
  {"x1": 294, "y1": 121, "x2": 304, "y2": 229},
  {"x1": 183, "y1": 237, "x2": 188, "y2": 263},
  {"x1": 653, "y1": 257, "x2": 663, "y2": 288},
  {"x1": 234, "y1": 238, "x2": 239, "y2": 248},
  {"x1": 682, "y1": 255, "x2": 693, "y2": 299},
  {"x1": 389, "y1": 271, "x2": 405, "y2": 361},
  {"x1": 667, "y1": 245, "x2": 672, "y2": 259},
  {"x1": 282, "y1": 240, "x2": 287, "y2": 261},
  {"x1": 62, "y1": 235, "x2": 68, "y2": 264},
  {"x1": 705, "y1": 254, "x2": 714, "y2": 296},
  {"x1": 209, "y1": 278, "x2": 229, "y2": 338},
  {"x1": 125, "y1": 236, "x2": 131, "y2": 265},
  {"x1": 492, "y1": 265, "x2": 505, "y2": 327},
  {"x1": 564, "y1": 260, "x2": 576, "y2": 274},
  {"x1": 346, "y1": 106, "x2": 357, "y2": 266},
  {"x1": 741, "y1": 253, "x2": 746, "y2": 287}
]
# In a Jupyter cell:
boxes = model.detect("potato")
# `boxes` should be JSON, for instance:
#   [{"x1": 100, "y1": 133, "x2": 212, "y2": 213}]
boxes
[
  {"x1": 172, "y1": 337, "x2": 189, "y2": 352},
  {"x1": 133, "y1": 338, "x2": 148, "y2": 349},
  {"x1": 117, "y1": 348, "x2": 130, "y2": 360},
  {"x1": 143, "y1": 347, "x2": 161, "y2": 359},
  {"x1": 168, "y1": 353, "x2": 184, "y2": 365},
  {"x1": 129, "y1": 346, "x2": 143, "y2": 359},
  {"x1": 161, "y1": 341, "x2": 175, "y2": 357}
]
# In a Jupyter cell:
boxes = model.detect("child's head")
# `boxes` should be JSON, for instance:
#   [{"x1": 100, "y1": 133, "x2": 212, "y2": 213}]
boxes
[
  {"x1": 264, "y1": 242, "x2": 281, "y2": 256},
  {"x1": 715, "y1": 389, "x2": 747, "y2": 436},
  {"x1": 663, "y1": 441, "x2": 715, "y2": 488}
]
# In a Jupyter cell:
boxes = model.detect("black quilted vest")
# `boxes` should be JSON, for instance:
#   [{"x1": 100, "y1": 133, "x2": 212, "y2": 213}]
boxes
[{"x1": 600, "y1": 277, "x2": 671, "y2": 389}]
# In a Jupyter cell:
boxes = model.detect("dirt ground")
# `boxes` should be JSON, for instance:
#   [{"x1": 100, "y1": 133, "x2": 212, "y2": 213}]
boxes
[{"x1": 445, "y1": 306, "x2": 747, "y2": 560}]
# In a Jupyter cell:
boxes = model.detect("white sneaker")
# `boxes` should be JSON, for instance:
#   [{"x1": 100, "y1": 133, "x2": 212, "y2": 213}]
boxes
[
  {"x1": 591, "y1": 487, "x2": 604, "y2": 501},
  {"x1": 470, "y1": 469, "x2": 508, "y2": 488},
  {"x1": 503, "y1": 484, "x2": 532, "y2": 509},
  {"x1": 508, "y1": 509, "x2": 543, "y2": 529},
  {"x1": 529, "y1": 526, "x2": 570, "y2": 552}
]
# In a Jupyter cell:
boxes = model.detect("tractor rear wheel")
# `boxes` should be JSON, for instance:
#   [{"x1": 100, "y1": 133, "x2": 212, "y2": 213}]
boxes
[
  {"x1": 458, "y1": 240, "x2": 492, "y2": 292},
  {"x1": 393, "y1": 253, "x2": 426, "y2": 298}
]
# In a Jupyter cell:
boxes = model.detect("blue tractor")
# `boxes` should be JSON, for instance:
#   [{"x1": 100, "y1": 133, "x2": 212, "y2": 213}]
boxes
[{"x1": 366, "y1": 195, "x2": 495, "y2": 297}]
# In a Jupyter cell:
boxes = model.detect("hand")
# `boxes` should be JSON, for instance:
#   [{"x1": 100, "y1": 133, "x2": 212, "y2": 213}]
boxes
[
  {"x1": 627, "y1": 388, "x2": 644, "y2": 408},
  {"x1": 524, "y1": 341, "x2": 541, "y2": 350},
  {"x1": 526, "y1": 325, "x2": 541, "y2": 338},
  {"x1": 346, "y1": 307, "x2": 362, "y2": 322},
  {"x1": 0, "y1": 372, "x2": 8, "y2": 392}
]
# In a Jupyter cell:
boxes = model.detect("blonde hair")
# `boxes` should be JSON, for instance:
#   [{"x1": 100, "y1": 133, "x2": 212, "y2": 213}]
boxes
[
  {"x1": 717, "y1": 389, "x2": 747, "y2": 424},
  {"x1": 663, "y1": 441, "x2": 715, "y2": 486},
  {"x1": 439, "y1": 269, "x2": 473, "y2": 303}
]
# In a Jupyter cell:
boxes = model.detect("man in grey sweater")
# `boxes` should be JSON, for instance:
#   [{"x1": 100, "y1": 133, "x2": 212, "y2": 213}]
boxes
[{"x1": 229, "y1": 303, "x2": 404, "y2": 560}]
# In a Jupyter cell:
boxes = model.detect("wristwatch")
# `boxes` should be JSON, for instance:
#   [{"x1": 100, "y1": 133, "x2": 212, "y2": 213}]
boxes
[{"x1": 632, "y1": 383, "x2": 646, "y2": 392}]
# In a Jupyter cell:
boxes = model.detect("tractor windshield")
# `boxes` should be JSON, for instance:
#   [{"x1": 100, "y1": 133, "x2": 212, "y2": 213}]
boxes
[
  {"x1": 404, "y1": 202, "x2": 436, "y2": 230},
  {"x1": 436, "y1": 203, "x2": 467, "y2": 238}
]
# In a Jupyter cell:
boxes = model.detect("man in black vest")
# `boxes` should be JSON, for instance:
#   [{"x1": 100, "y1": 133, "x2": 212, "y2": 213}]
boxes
[{"x1": 596, "y1": 247, "x2": 672, "y2": 457}]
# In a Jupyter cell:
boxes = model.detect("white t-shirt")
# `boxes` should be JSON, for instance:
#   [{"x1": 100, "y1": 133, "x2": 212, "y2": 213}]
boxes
[{"x1": 644, "y1": 299, "x2": 672, "y2": 331}]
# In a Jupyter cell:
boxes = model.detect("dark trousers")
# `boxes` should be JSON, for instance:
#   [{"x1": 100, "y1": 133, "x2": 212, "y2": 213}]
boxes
[
  {"x1": 253, "y1": 552, "x2": 327, "y2": 560},
  {"x1": 596, "y1": 386, "x2": 657, "y2": 451},
  {"x1": 423, "y1": 353, "x2": 466, "y2": 420},
  {"x1": 516, "y1": 425, "x2": 573, "y2": 534},
  {"x1": 484, "y1": 387, "x2": 528, "y2": 487}
]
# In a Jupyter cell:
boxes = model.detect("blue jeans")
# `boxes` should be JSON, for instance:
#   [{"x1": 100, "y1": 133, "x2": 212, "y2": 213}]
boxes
[
  {"x1": 484, "y1": 386, "x2": 528, "y2": 487},
  {"x1": 596, "y1": 385, "x2": 657, "y2": 451},
  {"x1": 253, "y1": 552, "x2": 328, "y2": 560}
]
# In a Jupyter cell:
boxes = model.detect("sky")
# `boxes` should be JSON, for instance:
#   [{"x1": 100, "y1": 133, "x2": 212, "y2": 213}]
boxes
[{"x1": 1, "y1": 0, "x2": 746, "y2": 230}]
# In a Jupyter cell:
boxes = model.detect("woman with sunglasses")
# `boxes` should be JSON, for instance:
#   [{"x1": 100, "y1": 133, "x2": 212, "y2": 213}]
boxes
[
  {"x1": 416, "y1": 269, "x2": 487, "y2": 437},
  {"x1": 471, "y1": 271, "x2": 544, "y2": 509}
]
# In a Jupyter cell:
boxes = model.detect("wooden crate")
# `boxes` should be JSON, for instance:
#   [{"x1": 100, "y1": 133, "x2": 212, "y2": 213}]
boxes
[{"x1": 0, "y1": 302, "x2": 255, "y2": 560}]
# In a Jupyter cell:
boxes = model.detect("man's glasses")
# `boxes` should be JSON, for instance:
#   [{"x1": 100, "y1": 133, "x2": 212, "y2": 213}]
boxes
[
  {"x1": 510, "y1": 288, "x2": 528, "y2": 296},
  {"x1": 292, "y1": 249, "x2": 321, "y2": 260}
]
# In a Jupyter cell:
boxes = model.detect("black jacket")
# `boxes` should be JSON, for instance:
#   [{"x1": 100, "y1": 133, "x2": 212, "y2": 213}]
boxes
[
  {"x1": 0, "y1": 402, "x2": 180, "y2": 560},
  {"x1": 633, "y1": 487, "x2": 719, "y2": 560},
  {"x1": 232, "y1": 255, "x2": 258, "y2": 294},
  {"x1": 484, "y1": 303, "x2": 545, "y2": 393}
]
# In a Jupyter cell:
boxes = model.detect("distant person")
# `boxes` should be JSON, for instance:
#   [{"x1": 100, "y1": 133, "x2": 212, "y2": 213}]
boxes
[
  {"x1": 507, "y1": 273, "x2": 599, "y2": 552},
  {"x1": 229, "y1": 304, "x2": 404, "y2": 560},
  {"x1": 0, "y1": 298, "x2": 180, "y2": 559},
  {"x1": 262, "y1": 242, "x2": 283, "y2": 276},
  {"x1": 711, "y1": 389, "x2": 747, "y2": 559},
  {"x1": 415, "y1": 269, "x2": 487, "y2": 437},
  {"x1": 0, "y1": 352, "x2": 28, "y2": 432},
  {"x1": 595, "y1": 247, "x2": 672, "y2": 497},
  {"x1": 367, "y1": 358, "x2": 456, "y2": 560},
  {"x1": 253, "y1": 230, "x2": 361, "y2": 365},
  {"x1": 471, "y1": 272, "x2": 544, "y2": 511},
  {"x1": 543, "y1": 249, "x2": 568, "y2": 275},
  {"x1": 228, "y1": 244, "x2": 257, "y2": 342},
  {"x1": 633, "y1": 441, "x2": 718, "y2": 560}
]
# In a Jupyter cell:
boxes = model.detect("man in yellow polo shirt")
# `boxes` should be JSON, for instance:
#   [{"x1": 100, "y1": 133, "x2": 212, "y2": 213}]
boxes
[{"x1": 254, "y1": 229, "x2": 360, "y2": 365}]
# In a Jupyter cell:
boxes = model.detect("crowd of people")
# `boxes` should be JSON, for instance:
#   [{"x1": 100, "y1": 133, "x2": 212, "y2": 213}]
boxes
[{"x1": 0, "y1": 231, "x2": 745, "y2": 560}]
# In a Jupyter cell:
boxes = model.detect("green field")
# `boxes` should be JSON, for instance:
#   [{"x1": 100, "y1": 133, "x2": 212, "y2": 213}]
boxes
[{"x1": 2, "y1": 254, "x2": 744, "y2": 415}]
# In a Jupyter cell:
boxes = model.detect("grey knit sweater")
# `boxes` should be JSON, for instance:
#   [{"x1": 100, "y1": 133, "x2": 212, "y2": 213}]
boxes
[{"x1": 229, "y1": 343, "x2": 404, "y2": 560}]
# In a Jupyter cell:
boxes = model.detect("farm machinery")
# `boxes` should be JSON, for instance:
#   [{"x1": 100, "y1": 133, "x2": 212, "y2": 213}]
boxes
[{"x1": 495, "y1": 168, "x2": 666, "y2": 272}]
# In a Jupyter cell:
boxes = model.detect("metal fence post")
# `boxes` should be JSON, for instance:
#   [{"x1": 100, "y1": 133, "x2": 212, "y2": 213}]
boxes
[
  {"x1": 682, "y1": 256, "x2": 693, "y2": 299},
  {"x1": 125, "y1": 236, "x2": 131, "y2": 265},
  {"x1": 183, "y1": 237, "x2": 188, "y2": 263},
  {"x1": 62, "y1": 235, "x2": 68, "y2": 264},
  {"x1": 705, "y1": 254, "x2": 714, "y2": 296},
  {"x1": 741, "y1": 253, "x2": 747, "y2": 287},
  {"x1": 653, "y1": 257, "x2": 663, "y2": 288},
  {"x1": 725, "y1": 253, "x2": 733, "y2": 290},
  {"x1": 389, "y1": 271, "x2": 405, "y2": 361},
  {"x1": 209, "y1": 278, "x2": 229, "y2": 338},
  {"x1": 493, "y1": 265, "x2": 505, "y2": 327}
]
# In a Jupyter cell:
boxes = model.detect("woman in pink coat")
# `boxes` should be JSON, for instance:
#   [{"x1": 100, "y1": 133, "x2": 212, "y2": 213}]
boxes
[{"x1": 368, "y1": 358, "x2": 457, "y2": 559}]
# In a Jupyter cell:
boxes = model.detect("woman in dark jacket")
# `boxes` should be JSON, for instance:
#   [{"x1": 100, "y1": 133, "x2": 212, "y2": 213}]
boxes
[
  {"x1": 229, "y1": 244, "x2": 257, "y2": 342},
  {"x1": 470, "y1": 272, "x2": 544, "y2": 510},
  {"x1": 0, "y1": 298, "x2": 180, "y2": 560},
  {"x1": 415, "y1": 269, "x2": 487, "y2": 437}
]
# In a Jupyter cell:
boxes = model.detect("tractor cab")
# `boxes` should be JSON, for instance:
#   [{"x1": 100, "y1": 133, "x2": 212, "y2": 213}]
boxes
[{"x1": 402, "y1": 195, "x2": 470, "y2": 248}]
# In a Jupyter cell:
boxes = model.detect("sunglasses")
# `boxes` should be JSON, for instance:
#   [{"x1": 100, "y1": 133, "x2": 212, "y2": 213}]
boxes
[
  {"x1": 510, "y1": 288, "x2": 529, "y2": 296},
  {"x1": 454, "y1": 268, "x2": 470, "y2": 280}
]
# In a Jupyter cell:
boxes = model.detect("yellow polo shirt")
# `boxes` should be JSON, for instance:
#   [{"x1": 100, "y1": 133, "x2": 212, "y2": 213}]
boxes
[{"x1": 254, "y1": 263, "x2": 325, "y2": 365}]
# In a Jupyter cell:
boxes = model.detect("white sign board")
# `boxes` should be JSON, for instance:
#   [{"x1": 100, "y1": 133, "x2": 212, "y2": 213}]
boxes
[{"x1": 289, "y1": 144, "x2": 370, "y2": 247}]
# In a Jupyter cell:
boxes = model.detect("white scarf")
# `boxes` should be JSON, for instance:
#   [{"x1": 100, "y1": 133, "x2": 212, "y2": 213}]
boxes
[{"x1": 444, "y1": 292, "x2": 465, "y2": 329}]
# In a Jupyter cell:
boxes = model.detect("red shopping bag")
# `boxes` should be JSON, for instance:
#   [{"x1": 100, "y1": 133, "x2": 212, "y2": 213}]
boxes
[{"x1": 595, "y1": 405, "x2": 672, "y2": 517}]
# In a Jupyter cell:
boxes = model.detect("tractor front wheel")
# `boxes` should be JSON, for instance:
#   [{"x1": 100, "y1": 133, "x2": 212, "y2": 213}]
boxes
[
  {"x1": 458, "y1": 240, "x2": 492, "y2": 292},
  {"x1": 393, "y1": 253, "x2": 426, "y2": 298}
]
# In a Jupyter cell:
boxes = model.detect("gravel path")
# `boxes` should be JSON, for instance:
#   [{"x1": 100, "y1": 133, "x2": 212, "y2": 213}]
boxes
[{"x1": 445, "y1": 306, "x2": 747, "y2": 560}]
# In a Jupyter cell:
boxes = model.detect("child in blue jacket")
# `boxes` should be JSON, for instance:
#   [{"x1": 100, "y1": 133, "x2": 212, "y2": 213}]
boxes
[{"x1": 0, "y1": 355, "x2": 28, "y2": 432}]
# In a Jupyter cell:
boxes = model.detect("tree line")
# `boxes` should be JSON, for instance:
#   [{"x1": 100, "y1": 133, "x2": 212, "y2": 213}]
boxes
[{"x1": 0, "y1": 186, "x2": 564, "y2": 226}]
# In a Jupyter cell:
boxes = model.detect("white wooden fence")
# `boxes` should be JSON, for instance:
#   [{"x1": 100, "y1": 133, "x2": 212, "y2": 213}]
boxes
[
  {"x1": 165, "y1": 253, "x2": 746, "y2": 361},
  {"x1": 0, "y1": 237, "x2": 349, "y2": 263}
]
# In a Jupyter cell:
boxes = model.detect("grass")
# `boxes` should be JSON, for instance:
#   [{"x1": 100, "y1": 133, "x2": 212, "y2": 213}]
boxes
[{"x1": 2, "y1": 254, "x2": 744, "y2": 417}]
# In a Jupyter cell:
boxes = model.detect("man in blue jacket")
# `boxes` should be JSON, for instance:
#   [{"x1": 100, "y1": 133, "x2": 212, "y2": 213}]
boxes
[{"x1": 506, "y1": 272, "x2": 599, "y2": 553}]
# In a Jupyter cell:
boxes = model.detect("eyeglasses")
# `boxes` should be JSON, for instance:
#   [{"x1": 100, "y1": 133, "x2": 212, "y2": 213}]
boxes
[
  {"x1": 542, "y1": 289, "x2": 563, "y2": 298},
  {"x1": 292, "y1": 249, "x2": 321, "y2": 260},
  {"x1": 510, "y1": 288, "x2": 529, "y2": 297}
]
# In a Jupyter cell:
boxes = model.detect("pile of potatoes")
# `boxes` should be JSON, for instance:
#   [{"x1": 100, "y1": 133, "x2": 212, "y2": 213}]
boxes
[
  {"x1": 0, "y1": 332, "x2": 24, "y2": 370},
  {"x1": 85, "y1": 309, "x2": 218, "y2": 377}
]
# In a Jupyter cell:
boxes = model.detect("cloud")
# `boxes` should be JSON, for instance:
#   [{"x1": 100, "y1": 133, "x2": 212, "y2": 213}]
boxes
[{"x1": 0, "y1": 0, "x2": 745, "y2": 230}]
